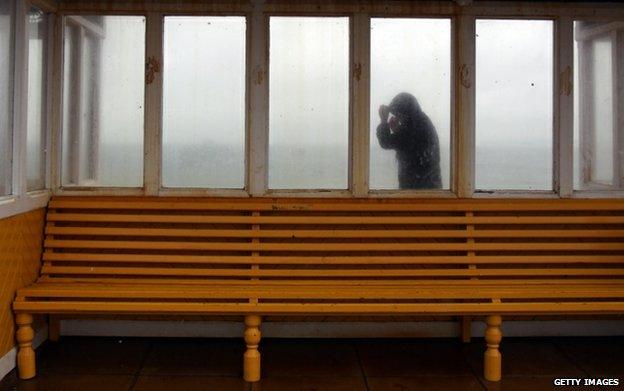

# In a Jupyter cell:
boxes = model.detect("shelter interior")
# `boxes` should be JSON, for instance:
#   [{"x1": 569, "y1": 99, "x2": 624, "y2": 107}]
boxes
[{"x1": 0, "y1": 0, "x2": 623, "y2": 387}]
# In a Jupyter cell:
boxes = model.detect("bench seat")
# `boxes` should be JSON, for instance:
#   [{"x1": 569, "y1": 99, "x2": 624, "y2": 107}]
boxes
[
  {"x1": 15, "y1": 281, "x2": 624, "y2": 315},
  {"x1": 12, "y1": 196, "x2": 624, "y2": 382}
]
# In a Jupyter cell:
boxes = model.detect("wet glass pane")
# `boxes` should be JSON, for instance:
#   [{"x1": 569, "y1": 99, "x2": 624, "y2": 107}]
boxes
[
  {"x1": 0, "y1": 0, "x2": 13, "y2": 196},
  {"x1": 269, "y1": 17, "x2": 349, "y2": 189},
  {"x1": 61, "y1": 16, "x2": 145, "y2": 187},
  {"x1": 26, "y1": 6, "x2": 48, "y2": 191},
  {"x1": 370, "y1": 18, "x2": 451, "y2": 190},
  {"x1": 573, "y1": 21, "x2": 622, "y2": 190},
  {"x1": 475, "y1": 19, "x2": 553, "y2": 191},
  {"x1": 162, "y1": 16, "x2": 246, "y2": 188}
]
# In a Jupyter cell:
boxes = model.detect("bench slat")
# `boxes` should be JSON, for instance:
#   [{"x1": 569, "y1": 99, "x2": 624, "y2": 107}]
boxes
[
  {"x1": 45, "y1": 213, "x2": 624, "y2": 225},
  {"x1": 43, "y1": 239, "x2": 624, "y2": 252},
  {"x1": 40, "y1": 265, "x2": 624, "y2": 277},
  {"x1": 48, "y1": 198, "x2": 624, "y2": 212},
  {"x1": 38, "y1": 277, "x2": 624, "y2": 286},
  {"x1": 18, "y1": 283, "x2": 624, "y2": 300},
  {"x1": 44, "y1": 226, "x2": 624, "y2": 239},
  {"x1": 14, "y1": 300, "x2": 624, "y2": 315},
  {"x1": 42, "y1": 253, "x2": 624, "y2": 264}
]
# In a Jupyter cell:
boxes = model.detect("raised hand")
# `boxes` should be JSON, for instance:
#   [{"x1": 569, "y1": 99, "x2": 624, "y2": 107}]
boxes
[{"x1": 379, "y1": 104, "x2": 390, "y2": 123}]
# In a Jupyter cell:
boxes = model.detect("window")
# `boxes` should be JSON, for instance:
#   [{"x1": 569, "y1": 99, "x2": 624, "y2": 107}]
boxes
[
  {"x1": 26, "y1": 6, "x2": 48, "y2": 191},
  {"x1": 475, "y1": 19, "x2": 554, "y2": 191},
  {"x1": 61, "y1": 15, "x2": 145, "y2": 187},
  {"x1": 35, "y1": 4, "x2": 622, "y2": 198},
  {"x1": 0, "y1": 0, "x2": 14, "y2": 196},
  {"x1": 268, "y1": 17, "x2": 349, "y2": 189},
  {"x1": 370, "y1": 18, "x2": 451, "y2": 190},
  {"x1": 162, "y1": 16, "x2": 246, "y2": 189},
  {"x1": 574, "y1": 21, "x2": 623, "y2": 190}
]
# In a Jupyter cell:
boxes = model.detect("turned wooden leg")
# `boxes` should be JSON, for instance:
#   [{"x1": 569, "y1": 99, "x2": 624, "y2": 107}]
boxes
[
  {"x1": 16, "y1": 313, "x2": 36, "y2": 380},
  {"x1": 244, "y1": 315, "x2": 262, "y2": 382},
  {"x1": 484, "y1": 315, "x2": 502, "y2": 382},
  {"x1": 48, "y1": 315, "x2": 60, "y2": 342},
  {"x1": 461, "y1": 316, "x2": 472, "y2": 343}
]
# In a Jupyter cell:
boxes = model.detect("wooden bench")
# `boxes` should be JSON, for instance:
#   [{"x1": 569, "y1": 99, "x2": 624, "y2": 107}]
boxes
[{"x1": 13, "y1": 196, "x2": 624, "y2": 382}]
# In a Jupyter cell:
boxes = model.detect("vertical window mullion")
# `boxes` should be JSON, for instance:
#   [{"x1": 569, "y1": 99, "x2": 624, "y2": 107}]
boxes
[
  {"x1": 454, "y1": 14, "x2": 475, "y2": 198},
  {"x1": 248, "y1": 7, "x2": 268, "y2": 196},
  {"x1": 351, "y1": 13, "x2": 370, "y2": 197},
  {"x1": 70, "y1": 25, "x2": 83, "y2": 184},
  {"x1": 50, "y1": 14, "x2": 63, "y2": 192},
  {"x1": 617, "y1": 29, "x2": 624, "y2": 188},
  {"x1": 555, "y1": 17, "x2": 574, "y2": 197},
  {"x1": 611, "y1": 29, "x2": 621, "y2": 188},
  {"x1": 43, "y1": 12, "x2": 54, "y2": 191},
  {"x1": 144, "y1": 11, "x2": 163, "y2": 195},
  {"x1": 13, "y1": 0, "x2": 29, "y2": 198}
]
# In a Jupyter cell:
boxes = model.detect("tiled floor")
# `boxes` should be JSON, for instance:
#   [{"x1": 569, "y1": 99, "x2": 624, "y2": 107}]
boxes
[{"x1": 1, "y1": 336, "x2": 622, "y2": 390}]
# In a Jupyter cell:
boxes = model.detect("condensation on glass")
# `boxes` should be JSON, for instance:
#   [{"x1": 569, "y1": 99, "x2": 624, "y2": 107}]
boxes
[
  {"x1": 61, "y1": 16, "x2": 145, "y2": 187},
  {"x1": 475, "y1": 20, "x2": 554, "y2": 191},
  {"x1": 0, "y1": 0, "x2": 14, "y2": 196},
  {"x1": 269, "y1": 17, "x2": 349, "y2": 189},
  {"x1": 26, "y1": 6, "x2": 48, "y2": 191},
  {"x1": 573, "y1": 21, "x2": 623, "y2": 190},
  {"x1": 370, "y1": 18, "x2": 451, "y2": 190},
  {"x1": 162, "y1": 17, "x2": 246, "y2": 189}
]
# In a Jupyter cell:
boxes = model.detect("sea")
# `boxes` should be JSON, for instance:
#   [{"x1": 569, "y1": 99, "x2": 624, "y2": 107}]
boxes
[{"x1": 85, "y1": 143, "x2": 553, "y2": 192}]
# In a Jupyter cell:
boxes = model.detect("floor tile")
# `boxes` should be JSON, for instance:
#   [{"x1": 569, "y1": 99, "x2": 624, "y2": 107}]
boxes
[
  {"x1": 357, "y1": 339, "x2": 473, "y2": 377},
  {"x1": 556, "y1": 337, "x2": 624, "y2": 377},
  {"x1": 261, "y1": 339, "x2": 361, "y2": 377},
  {"x1": 481, "y1": 376, "x2": 564, "y2": 391},
  {"x1": 367, "y1": 376, "x2": 484, "y2": 391},
  {"x1": 36, "y1": 337, "x2": 149, "y2": 375},
  {"x1": 132, "y1": 375, "x2": 245, "y2": 391},
  {"x1": 141, "y1": 338, "x2": 243, "y2": 376},
  {"x1": 259, "y1": 376, "x2": 367, "y2": 391},
  {"x1": 465, "y1": 338, "x2": 584, "y2": 377},
  {"x1": 0, "y1": 373, "x2": 134, "y2": 391}
]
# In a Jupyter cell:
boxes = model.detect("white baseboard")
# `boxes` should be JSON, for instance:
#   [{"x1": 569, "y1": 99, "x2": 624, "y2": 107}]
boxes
[
  {"x1": 0, "y1": 324, "x2": 48, "y2": 382},
  {"x1": 61, "y1": 319, "x2": 624, "y2": 339}
]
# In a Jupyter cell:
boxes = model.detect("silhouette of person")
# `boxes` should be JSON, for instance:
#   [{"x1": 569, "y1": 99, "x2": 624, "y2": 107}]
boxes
[{"x1": 376, "y1": 92, "x2": 442, "y2": 189}]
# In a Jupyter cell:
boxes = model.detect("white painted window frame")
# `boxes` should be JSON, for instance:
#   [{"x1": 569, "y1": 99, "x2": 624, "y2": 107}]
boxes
[
  {"x1": 39, "y1": 1, "x2": 624, "y2": 200},
  {"x1": 0, "y1": 0, "x2": 53, "y2": 220},
  {"x1": 574, "y1": 21, "x2": 624, "y2": 192}
]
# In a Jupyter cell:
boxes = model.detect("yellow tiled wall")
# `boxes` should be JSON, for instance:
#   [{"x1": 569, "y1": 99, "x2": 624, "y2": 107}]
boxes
[{"x1": 0, "y1": 209, "x2": 45, "y2": 357}]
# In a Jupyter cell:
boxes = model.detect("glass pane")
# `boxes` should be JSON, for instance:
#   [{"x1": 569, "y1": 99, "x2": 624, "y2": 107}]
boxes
[
  {"x1": 61, "y1": 16, "x2": 145, "y2": 187},
  {"x1": 475, "y1": 20, "x2": 553, "y2": 190},
  {"x1": 0, "y1": 0, "x2": 13, "y2": 196},
  {"x1": 573, "y1": 22, "x2": 621, "y2": 190},
  {"x1": 162, "y1": 16, "x2": 246, "y2": 188},
  {"x1": 26, "y1": 7, "x2": 47, "y2": 191},
  {"x1": 370, "y1": 18, "x2": 450, "y2": 190},
  {"x1": 269, "y1": 17, "x2": 349, "y2": 189}
]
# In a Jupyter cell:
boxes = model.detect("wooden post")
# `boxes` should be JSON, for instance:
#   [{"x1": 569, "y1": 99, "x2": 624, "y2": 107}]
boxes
[
  {"x1": 244, "y1": 314, "x2": 261, "y2": 382},
  {"x1": 48, "y1": 315, "x2": 60, "y2": 342},
  {"x1": 461, "y1": 316, "x2": 472, "y2": 343},
  {"x1": 484, "y1": 315, "x2": 502, "y2": 382},
  {"x1": 16, "y1": 313, "x2": 36, "y2": 379},
  {"x1": 462, "y1": 211, "x2": 476, "y2": 343}
]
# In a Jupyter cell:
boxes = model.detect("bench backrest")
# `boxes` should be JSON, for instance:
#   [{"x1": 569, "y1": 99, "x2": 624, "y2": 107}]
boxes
[{"x1": 41, "y1": 197, "x2": 624, "y2": 286}]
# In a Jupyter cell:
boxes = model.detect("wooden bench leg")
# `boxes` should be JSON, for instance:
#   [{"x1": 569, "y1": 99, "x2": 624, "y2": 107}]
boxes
[
  {"x1": 16, "y1": 313, "x2": 36, "y2": 380},
  {"x1": 484, "y1": 315, "x2": 502, "y2": 382},
  {"x1": 48, "y1": 315, "x2": 60, "y2": 342},
  {"x1": 461, "y1": 316, "x2": 471, "y2": 343},
  {"x1": 244, "y1": 315, "x2": 262, "y2": 382}
]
